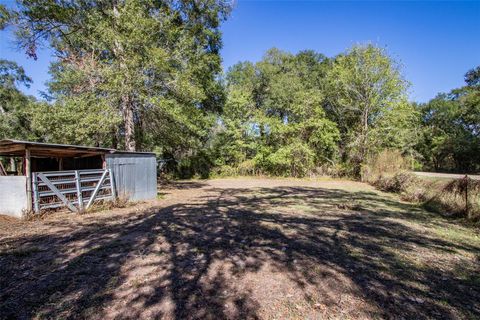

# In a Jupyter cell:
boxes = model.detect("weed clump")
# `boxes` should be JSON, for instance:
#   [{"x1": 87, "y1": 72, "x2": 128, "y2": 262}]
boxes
[{"x1": 363, "y1": 150, "x2": 480, "y2": 222}]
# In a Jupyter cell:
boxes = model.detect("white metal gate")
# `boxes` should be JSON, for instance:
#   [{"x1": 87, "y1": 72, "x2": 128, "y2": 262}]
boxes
[{"x1": 32, "y1": 169, "x2": 116, "y2": 213}]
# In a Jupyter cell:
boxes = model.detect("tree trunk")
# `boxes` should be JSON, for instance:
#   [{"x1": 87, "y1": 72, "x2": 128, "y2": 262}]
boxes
[
  {"x1": 111, "y1": 126, "x2": 119, "y2": 149},
  {"x1": 121, "y1": 95, "x2": 136, "y2": 151},
  {"x1": 361, "y1": 107, "x2": 369, "y2": 158},
  {"x1": 112, "y1": 3, "x2": 136, "y2": 151}
]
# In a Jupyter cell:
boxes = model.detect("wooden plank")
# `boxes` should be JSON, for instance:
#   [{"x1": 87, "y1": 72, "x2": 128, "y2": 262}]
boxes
[
  {"x1": 37, "y1": 173, "x2": 78, "y2": 212},
  {"x1": 0, "y1": 161, "x2": 6, "y2": 176},
  {"x1": 0, "y1": 144, "x2": 25, "y2": 155},
  {"x1": 86, "y1": 170, "x2": 109, "y2": 209},
  {"x1": 25, "y1": 148, "x2": 32, "y2": 212},
  {"x1": 28, "y1": 147, "x2": 103, "y2": 158}
]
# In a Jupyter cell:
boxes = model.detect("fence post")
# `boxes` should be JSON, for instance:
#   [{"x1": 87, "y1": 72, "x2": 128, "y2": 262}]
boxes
[
  {"x1": 108, "y1": 169, "x2": 117, "y2": 200},
  {"x1": 465, "y1": 175, "x2": 469, "y2": 217},
  {"x1": 32, "y1": 173, "x2": 40, "y2": 213},
  {"x1": 75, "y1": 170, "x2": 84, "y2": 212}
]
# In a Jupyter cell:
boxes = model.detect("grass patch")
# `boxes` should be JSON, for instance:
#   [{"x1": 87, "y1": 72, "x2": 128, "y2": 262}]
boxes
[{"x1": 0, "y1": 245, "x2": 44, "y2": 257}]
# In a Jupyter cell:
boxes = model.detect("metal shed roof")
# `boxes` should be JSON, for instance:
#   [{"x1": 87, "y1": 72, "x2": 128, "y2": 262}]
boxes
[{"x1": 0, "y1": 139, "x2": 155, "y2": 158}]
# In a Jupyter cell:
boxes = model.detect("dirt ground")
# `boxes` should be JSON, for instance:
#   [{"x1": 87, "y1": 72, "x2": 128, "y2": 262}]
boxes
[{"x1": 1, "y1": 178, "x2": 479, "y2": 320}]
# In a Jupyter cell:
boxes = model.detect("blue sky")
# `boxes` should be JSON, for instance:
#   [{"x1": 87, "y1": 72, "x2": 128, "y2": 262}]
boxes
[{"x1": 1, "y1": 1, "x2": 479, "y2": 102}]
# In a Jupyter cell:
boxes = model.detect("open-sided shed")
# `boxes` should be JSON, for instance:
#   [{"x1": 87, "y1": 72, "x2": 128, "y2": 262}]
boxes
[{"x1": 0, "y1": 139, "x2": 157, "y2": 217}]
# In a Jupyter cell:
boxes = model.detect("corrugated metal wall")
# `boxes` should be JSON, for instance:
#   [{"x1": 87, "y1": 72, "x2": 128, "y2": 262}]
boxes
[{"x1": 105, "y1": 153, "x2": 157, "y2": 201}]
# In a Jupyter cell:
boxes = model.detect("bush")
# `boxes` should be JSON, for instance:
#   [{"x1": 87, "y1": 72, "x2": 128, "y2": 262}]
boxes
[
  {"x1": 370, "y1": 170, "x2": 480, "y2": 222},
  {"x1": 425, "y1": 177, "x2": 480, "y2": 221},
  {"x1": 262, "y1": 142, "x2": 315, "y2": 177},
  {"x1": 212, "y1": 165, "x2": 238, "y2": 177},
  {"x1": 238, "y1": 159, "x2": 257, "y2": 176},
  {"x1": 331, "y1": 162, "x2": 357, "y2": 178},
  {"x1": 374, "y1": 172, "x2": 420, "y2": 193},
  {"x1": 177, "y1": 150, "x2": 215, "y2": 179},
  {"x1": 361, "y1": 149, "x2": 407, "y2": 183}
]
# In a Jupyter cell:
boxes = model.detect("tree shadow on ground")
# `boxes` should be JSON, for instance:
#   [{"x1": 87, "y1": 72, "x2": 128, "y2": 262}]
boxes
[
  {"x1": 1, "y1": 185, "x2": 479, "y2": 319},
  {"x1": 160, "y1": 180, "x2": 209, "y2": 190}
]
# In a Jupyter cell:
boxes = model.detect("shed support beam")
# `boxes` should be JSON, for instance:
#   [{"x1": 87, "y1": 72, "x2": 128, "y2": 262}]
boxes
[
  {"x1": 10, "y1": 157, "x2": 16, "y2": 172},
  {"x1": 25, "y1": 148, "x2": 32, "y2": 212}
]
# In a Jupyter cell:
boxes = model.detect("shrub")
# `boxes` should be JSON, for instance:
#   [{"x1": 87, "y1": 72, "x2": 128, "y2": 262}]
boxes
[
  {"x1": 361, "y1": 149, "x2": 407, "y2": 183},
  {"x1": 311, "y1": 165, "x2": 337, "y2": 177},
  {"x1": 425, "y1": 177, "x2": 480, "y2": 221},
  {"x1": 176, "y1": 151, "x2": 213, "y2": 179},
  {"x1": 370, "y1": 170, "x2": 480, "y2": 222},
  {"x1": 332, "y1": 162, "x2": 358, "y2": 178},
  {"x1": 238, "y1": 159, "x2": 257, "y2": 176},
  {"x1": 212, "y1": 165, "x2": 238, "y2": 177},
  {"x1": 262, "y1": 142, "x2": 315, "y2": 177},
  {"x1": 374, "y1": 172, "x2": 420, "y2": 193}
]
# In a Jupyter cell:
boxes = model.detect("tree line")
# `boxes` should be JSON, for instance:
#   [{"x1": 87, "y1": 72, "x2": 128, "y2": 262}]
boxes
[{"x1": 1, "y1": 1, "x2": 478, "y2": 177}]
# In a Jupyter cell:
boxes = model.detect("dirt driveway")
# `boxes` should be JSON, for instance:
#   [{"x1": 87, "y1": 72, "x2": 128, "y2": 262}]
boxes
[{"x1": 1, "y1": 178, "x2": 479, "y2": 319}]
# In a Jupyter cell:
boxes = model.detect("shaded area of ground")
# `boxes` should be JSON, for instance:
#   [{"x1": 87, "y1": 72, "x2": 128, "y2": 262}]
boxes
[{"x1": 1, "y1": 178, "x2": 479, "y2": 319}]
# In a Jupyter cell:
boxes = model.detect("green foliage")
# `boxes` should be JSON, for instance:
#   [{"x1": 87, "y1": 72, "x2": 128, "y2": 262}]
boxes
[
  {"x1": 0, "y1": 4, "x2": 14, "y2": 30},
  {"x1": 176, "y1": 150, "x2": 213, "y2": 179},
  {"x1": 415, "y1": 67, "x2": 480, "y2": 173},
  {"x1": 3, "y1": 0, "x2": 478, "y2": 180},
  {"x1": 14, "y1": 0, "x2": 231, "y2": 151},
  {"x1": 209, "y1": 45, "x2": 420, "y2": 178},
  {"x1": 262, "y1": 141, "x2": 315, "y2": 177},
  {"x1": 325, "y1": 45, "x2": 413, "y2": 176},
  {"x1": 0, "y1": 59, "x2": 37, "y2": 140},
  {"x1": 210, "y1": 48, "x2": 340, "y2": 177},
  {"x1": 29, "y1": 98, "x2": 121, "y2": 146}
]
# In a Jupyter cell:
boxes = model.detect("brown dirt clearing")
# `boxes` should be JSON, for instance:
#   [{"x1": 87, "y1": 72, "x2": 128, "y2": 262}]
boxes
[{"x1": 1, "y1": 178, "x2": 479, "y2": 319}]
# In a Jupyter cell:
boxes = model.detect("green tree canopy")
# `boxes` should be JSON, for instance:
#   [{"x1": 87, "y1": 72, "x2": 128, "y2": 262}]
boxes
[
  {"x1": 211, "y1": 48, "x2": 340, "y2": 177},
  {"x1": 416, "y1": 66, "x2": 480, "y2": 172},
  {"x1": 0, "y1": 59, "x2": 38, "y2": 140},
  {"x1": 14, "y1": 0, "x2": 231, "y2": 151},
  {"x1": 324, "y1": 45, "x2": 413, "y2": 175}
]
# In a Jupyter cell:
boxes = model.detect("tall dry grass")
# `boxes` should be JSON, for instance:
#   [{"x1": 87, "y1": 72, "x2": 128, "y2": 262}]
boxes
[{"x1": 363, "y1": 150, "x2": 480, "y2": 222}]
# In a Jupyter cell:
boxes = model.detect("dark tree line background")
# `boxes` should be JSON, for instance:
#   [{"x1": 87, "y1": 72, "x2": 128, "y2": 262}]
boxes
[{"x1": 1, "y1": 1, "x2": 478, "y2": 178}]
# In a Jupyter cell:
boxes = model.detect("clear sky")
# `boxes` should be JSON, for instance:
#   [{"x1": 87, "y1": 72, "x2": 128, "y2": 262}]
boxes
[{"x1": 1, "y1": 1, "x2": 479, "y2": 102}]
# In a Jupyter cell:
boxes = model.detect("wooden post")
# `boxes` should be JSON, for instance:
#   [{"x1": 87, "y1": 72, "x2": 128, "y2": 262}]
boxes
[
  {"x1": 10, "y1": 157, "x2": 16, "y2": 173},
  {"x1": 0, "y1": 161, "x2": 6, "y2": 176},
  {"x1": 25, "y1": 148, "x2": 32, "y2": 212},
  {"x1": 58, "y1": 158, "x2": 64, "y2": 171},
  {"x1": 465, "y1": 175, "x2": 469, "y2": 217}
]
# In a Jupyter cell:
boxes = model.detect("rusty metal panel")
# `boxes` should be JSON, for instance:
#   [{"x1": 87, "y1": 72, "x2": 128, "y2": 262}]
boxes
[{"x1": 105, "y1": 153, "x2": 157, "y2": 201}]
